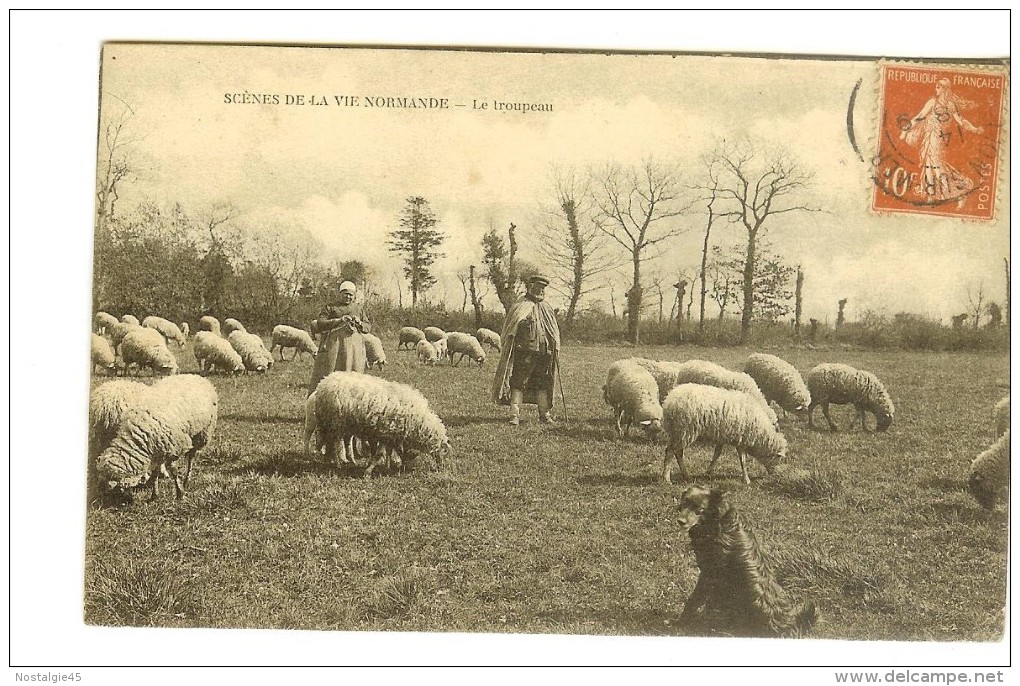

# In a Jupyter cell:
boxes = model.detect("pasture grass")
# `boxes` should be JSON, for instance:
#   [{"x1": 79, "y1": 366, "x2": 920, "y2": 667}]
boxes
[{"x1": 84, "y1": 340, "x2": 1009, "y2": 641}]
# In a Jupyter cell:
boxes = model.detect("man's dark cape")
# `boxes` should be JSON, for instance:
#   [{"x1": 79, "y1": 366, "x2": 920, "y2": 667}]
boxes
[{"x1": 491, "y1": 297, "x2": 561, "y2": 407}]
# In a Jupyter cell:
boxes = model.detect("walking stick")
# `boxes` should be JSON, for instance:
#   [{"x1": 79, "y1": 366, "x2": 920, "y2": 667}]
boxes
[{"x1": 556, "y1": 353, "x2": 568, "y2": 422}]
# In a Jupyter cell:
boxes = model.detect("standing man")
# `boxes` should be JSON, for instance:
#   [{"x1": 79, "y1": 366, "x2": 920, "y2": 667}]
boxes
[
  {"x1": 491, "y1": 274, "x2": 561, "y2": 425},
  {"x1": 308, "y1": 280, "x2": 370, "y2": 394}
]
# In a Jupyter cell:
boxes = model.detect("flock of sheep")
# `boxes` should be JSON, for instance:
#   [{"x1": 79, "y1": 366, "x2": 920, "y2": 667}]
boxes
[
  {"x1": 602, "y1": 352, "x2": 1009, "y2": 510},
  {"x1": 88, "y1": 311, "x2": 1009, "y2": 514}
]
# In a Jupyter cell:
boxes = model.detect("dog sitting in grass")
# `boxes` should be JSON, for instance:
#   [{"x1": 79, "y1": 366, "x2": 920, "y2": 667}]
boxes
[{"x1": 676, "y1": 485, "x2": 818, "y2": 638}]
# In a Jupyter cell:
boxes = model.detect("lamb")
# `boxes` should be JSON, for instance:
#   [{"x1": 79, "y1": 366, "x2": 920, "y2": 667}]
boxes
[
  {"x1": 198, "y1": 315, "x2": 221, "y2": 335},
  {"x1": 304, "y1": 371, "x2": 450, "y2": 476},
  {"x1": 91, "y1": 333, "x2": 117, "y2": 375},
  {"x1": 94, "y1": 311, "x2": 118, "y2": 335},
  {"x1": 657, "y1": 359, "x2": 779, "y2": 428},
  {"x1": 142, "y1": 315, "x2": 187, "y2": 348},
  {"x1": 363, "y1": 332, "x2": 387, "y2": 370},
  {"x1": 433, "y1": 334, "x2": 448, "y2": 363},
  {"x1": 993, "y1": 395, "x2": 1009, "y2": 437},
  {"x1": 271, "y1": 324, "x2": 317, "y2": 361},
  {"x1": 416, "y1": 339, "x2": 439, "y2": 366},
  {"x1": 193, "y1": 331, "x2": 245, "y2": 375},
  {"x1": 119, "y1": 327, "x2": 178, "y2": 376},
  {"x1": 806, "y1": 363, "x2": 894, "y2": 432},
  {"x1": 969, "y1": 429, "x2": 1010, "y2": 510},
  {"x1": 120, "y1": 314, "x2": 140, "y2": 326},
  {"x1": 87, "y1": 379, "x2": 149, "y2": 502},
  {"x1": 603, "y1": 359, "x2": 663, "y2": 437},
  {"x1": 445, "y1": 331, "x2": 486, "y2": 367},
  {"x1": 423, "y1": 326, "x2": 447, "y2": 343},
  {"x1": 180, "y1": 322, "x2": 190, "y2": 338},
  {"x1": 398, "y1": 326, "x2": 426, "y2": 350},
  {"x1": 96, "y1": 374, "x2": 218, "y2": 499},
  {"x1": 661, "y1": 383, "x2": 787, "y2": 484},
  {"x1": 228, "y1": 330, "x2": 274, "y2": 373},
  {"x1": 744, "y1": 353, "x2": 811, "y2": 416},
  {"x1": 475, "y1": 328, "x2": 502, "y2": 352},
  {"x1": 223, "y1": 318, "x2": 247, "y2": 336}
]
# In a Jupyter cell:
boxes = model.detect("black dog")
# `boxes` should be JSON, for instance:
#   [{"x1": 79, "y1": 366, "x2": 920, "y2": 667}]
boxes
[{"x1": 676, "y1": 485, "x2": 817, "y2": 638}]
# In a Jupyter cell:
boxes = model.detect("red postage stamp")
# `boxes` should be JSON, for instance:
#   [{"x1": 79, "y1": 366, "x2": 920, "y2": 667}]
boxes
[{"x1": 872, "y1": 64, "x2": 1006, "y2": 220}]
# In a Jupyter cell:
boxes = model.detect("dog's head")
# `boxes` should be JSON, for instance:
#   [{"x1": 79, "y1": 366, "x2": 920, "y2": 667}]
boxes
[{"x1": 676, "y1": 485, "x2": 726, "y2": 532}]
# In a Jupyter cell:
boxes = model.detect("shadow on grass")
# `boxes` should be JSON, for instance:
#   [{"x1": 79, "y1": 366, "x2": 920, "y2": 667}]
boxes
[
  {"x1": 922, "y1": 476, "x2": 964, "y2": 492},
  {"x1": 442, "y1": 415, "x2": 514, "y2": 429},
  {"x1": 576, "y1": 472, "x2": 658, "y2": 488},
  {"x1": 221, "y1": 413, "x2": 304, "y2": 425},
  {"x1": 229, "y1": 450, "x2": 359, "y2": 478}
]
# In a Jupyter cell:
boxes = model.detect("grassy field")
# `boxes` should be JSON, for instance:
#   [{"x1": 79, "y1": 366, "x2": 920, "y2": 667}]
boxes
[{"x1": 84, "y1": 339, "x2": 1009, "y2": 642}]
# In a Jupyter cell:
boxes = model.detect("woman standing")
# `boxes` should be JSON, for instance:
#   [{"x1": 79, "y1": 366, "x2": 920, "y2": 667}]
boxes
[{"x1": 307, "y1": 280, "x2": 370, "y2": 394}]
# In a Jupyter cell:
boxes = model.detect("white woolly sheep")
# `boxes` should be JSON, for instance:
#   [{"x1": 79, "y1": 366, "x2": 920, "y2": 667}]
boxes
[
  {"x1": 433, "y1": 334, "x2": 448, "y2": 362},
  {"x1": 109, "y1": 320, "x2": 143, "y2": 348},
  {"x1": 271, "y1": 325, "x2": 317, "y2": 361},
  {"x1": 475, "y1": 328, "x2": 502, "y2": 351},
  {"x1": 662, "y1": 383, "x2": 788, "y2": 484},
  {"x1": 398, "y1": 326, "x2": 426, "y2": 350},
  {"x1": 363, "y1": 332, "x2": 387, "y2": 370},
  {"x1": 95, "y1": 311, "x2": 118, "y2": 335},
  {"x1": 657, "y1": 359, "x2": 779, "y2": 427},
  {"x1": 744, "y1": 353, "x2": 811, "y2": 416},
  {"x1": 96, "y1": 374, "x2": 218, "y2": 499},
  {"x1": 969, "y1": 429, "x2": 1010, "y2": 510},
  {"x1": 120, "y1": 328, "x2": 179, "y2": 377},
  {"x1": 120, "y1": 314, "x2": 140, "y2": 326},
  {"x1": 193, "y1": 331, "x2": 245, "y2": 375},
  {"x1": 603, "y1": 359, "x2": 663, "y2": 437},
  {"x1": 304, "y1": 371, "x2": 450, "y2": 476},
  {"x1": 416, "y1": 339, "x2": 439, "y2": 366},
  {"x1": 91, "y1": 333, "x2": 117, "y2": 375},
  {"x1": 87, "y1": 379, "x2": 150, "y2": 502},
  {"x1": 198, "y1": 315, "x2": 221, "y2": 335},
  {"x1": 142, "y1": 315, "x2": 187, "y2": 347},
  {"x1": 223, "y1": 318, "x2": 247, "y2": 336},
  {"x1": 180, "y1": 322, "x2": 190, "y2": 338},
  {"x1": 228, "y1": 330, "x2": 274, "y2": 373},
  {"x1": 993, "y1": 395, "x2": 1009, "y2": 438},
  {"x1": 446, "y1": 332, "x2": 486, "y2": 367},
  {"x1": 423, "y1": 326, "x2": 446, "y2": 343},
  {"x1": 806, "y1": 363, "x2": 894, "y2": 433}
]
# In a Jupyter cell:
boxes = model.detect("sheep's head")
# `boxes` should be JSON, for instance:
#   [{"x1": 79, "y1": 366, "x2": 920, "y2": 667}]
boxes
[
  {"x1": 876, "y1": 411, "x2": 894, "y2": 432},
  {"x1": 968, "y1": 472, "x2": 998, "y2": 510},
  {"x1": 638, "y1": 418, "x2": 662, "y2": 438}
]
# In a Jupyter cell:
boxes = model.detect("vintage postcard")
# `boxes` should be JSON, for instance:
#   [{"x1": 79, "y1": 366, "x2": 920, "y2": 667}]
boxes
[{"x1": 85, "y1": 42, "x2": 1009, "y2": 660}]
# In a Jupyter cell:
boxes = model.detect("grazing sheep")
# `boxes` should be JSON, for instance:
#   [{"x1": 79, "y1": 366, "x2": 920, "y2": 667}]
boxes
[
  {"x1": 120, "y1": 314, "x2": 140, "y2": 326},
  {"x1": 193, "y1": 331, "x2": 245, "y2": 375},
  {"x1": 661, "y1": 384, "x2": 787, "y2": 484},
  {"x1": 993, "y1": 395, "x2": 1009, "y2": 437},
  {"x1": 657, "y1": 359, "x2": 779, "y2": 428},
  {"x1": 416, "y1": 339, "x2": 439, "y2": 366},
  {"x1": 445, "y1": 332, "x2": 486, "y2": 367},
  {"x1": 744, "y1": 353, "x2": 811, "y2": 416},
  {"x1": 433, "y1": 334, "x2": 448, "y2": 363},
  {"x1": 304, "y1": 371, "x2": 450, "y2": 476},
  {"x1": 96, "y1": 374, "x2": 218, "y2": 499},
  {"x1": 87, "y1": 379, "x2": 150, "y2": 502},
  {"x1": 969, "y1": 429, "x2": 1010, "y2": 510},
  {"x1": 677, "y1": 485, "x2": 818, "y2": 637},
  {"x1": 109, "y1": 320, "x2": 143, "y2": 349},
  {"x1": 180, "y1": 322, "x2": 190, "y2": 338},
  {"x1": 603, "y1": 359, "x2": 663, "y2": 437},
  {"x1": 475, "y1": 328, "x2": 501, "y2": 352},
  {"x1": 398, "y1": 326, "x2": 427, "y2": 350},
  {"x1": 91, "y1": 333, "x2": 117, "y2": 375},
  {"x1": 198, "y1": 315, "x2": 221, "y2": 335},
  {"x1": 423, "y1": 326, "x2": 446, "y2": 343},
  {"x1": 228, "y1": 330, "x2": 274, "y2": 373},
  {"x1": 120, "y1": 328, "x2": 178, "y2": 377},
  {"x1": 95, "y1": 311, "x2": 118, "y2": 335},
  {"x1": 271, "y1": 324, "x2": 317, "y2": 361},
  {"x1": 806, "y1": 363, "x2": 894, "y2": 432},
  {"x1": 223, "y1": 318, "x2": 247, "y2": 336},
  {"x1": 363, "y1": 332, "x2": 387, "y2": 370},
  {"x1": 142, "y1": 315, "x2": 187, "y2": 347}
]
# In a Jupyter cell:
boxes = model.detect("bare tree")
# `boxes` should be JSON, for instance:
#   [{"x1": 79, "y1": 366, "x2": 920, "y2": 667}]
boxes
[
  {"x1": 703, "y1": 140, "x2": 817, "y2": 343},
  {"x1": 482, "y1": 221, "x2": 523, "y2": 314},
  {"x1": 538, "y1": 167, "x2": 618, "y2": 322},
  {"x1": 794, "y1": 265, "x2": 804, "y2": 337},
  {"x1": 95, "y1": 96, "x2": 139, "y2": 231},
  {"x1": 591, "y1": 160, "x2": 693, "y2": 344},
  {"x1": 468, "y1": 264, "x2": 483, "y2": 329},
  {"x1": 967, "y1": 282, "x2": 986, "y2": 329}
]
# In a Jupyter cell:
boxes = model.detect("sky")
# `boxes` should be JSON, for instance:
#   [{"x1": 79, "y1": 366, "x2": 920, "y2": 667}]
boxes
[{"x1": 98, "y1": 42, "x2": 1010, "y2": 324}]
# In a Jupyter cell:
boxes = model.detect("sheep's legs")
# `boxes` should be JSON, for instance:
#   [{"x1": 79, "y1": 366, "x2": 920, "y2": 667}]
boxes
[
  {"x1": 614, "y1": 408, "x2": 625, "y2": 436},
  {"x1": 821, "y1": 403, "x2": 838, "y2": 432},
  {"x1": 706, "y1": 444, "x2": 725, "y2": 479},
  {"x1": 738, "y1": 450, "x2": 751, "y2": 485},
  {"x1": 663, "y1": 444, "x2": 690, "y2": 483},
  {"x1": 856, "y1": 405, "x2": 869, "y2": 432}
]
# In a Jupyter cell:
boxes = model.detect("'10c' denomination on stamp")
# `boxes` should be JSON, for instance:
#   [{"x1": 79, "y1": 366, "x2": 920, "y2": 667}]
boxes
[{"x1": 872, "y1": 64, "x2": 1006, "y2": 221}]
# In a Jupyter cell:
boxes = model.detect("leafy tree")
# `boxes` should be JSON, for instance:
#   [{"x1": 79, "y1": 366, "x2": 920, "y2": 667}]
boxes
[
  {"x1": 710, "y1": 241, "x2": 795, "y2": 323},
  {"x1": 388, "y1": 196, "x2": 444, "y2": 307}
]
